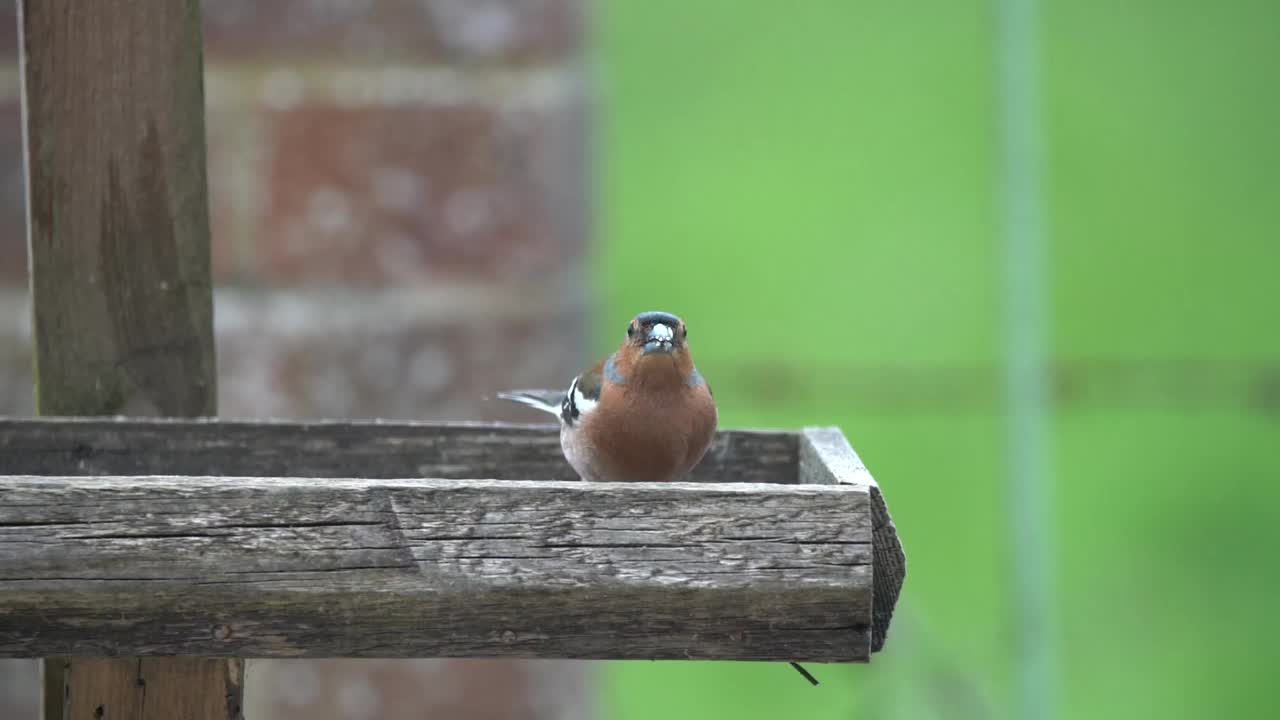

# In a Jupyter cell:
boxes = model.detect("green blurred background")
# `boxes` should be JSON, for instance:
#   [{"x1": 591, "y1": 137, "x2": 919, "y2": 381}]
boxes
[{"x1": 590, "y1": 1, "x2": 1279, "y2": 718}]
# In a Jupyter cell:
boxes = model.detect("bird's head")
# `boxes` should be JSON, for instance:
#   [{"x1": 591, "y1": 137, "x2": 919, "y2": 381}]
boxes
[
  {"x1": 615, "y1": 311, "x2": 695, "y2": 385},
  {"x1": 626, "y1": 311, "x2": 687, "y2": 355}
]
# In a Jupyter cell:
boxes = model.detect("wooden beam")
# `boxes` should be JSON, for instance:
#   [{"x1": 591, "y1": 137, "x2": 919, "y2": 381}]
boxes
[
  {"x1": 799, "y1": 427, "x2": 907, "y2": 652},
  {"x1": 0, "y1": 418, "x2": 799, "y2": 484},
  {"x1": 0, "y1": 476, "x2": 874, "y2": 662},
  {"x1": 17, "y1": 0, "x2": 241, "y2": 716}
]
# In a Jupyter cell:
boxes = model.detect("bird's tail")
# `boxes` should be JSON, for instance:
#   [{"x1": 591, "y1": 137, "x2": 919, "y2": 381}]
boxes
[{"x1": 495, "y1": 389, "x2": 564, "y2": 416}]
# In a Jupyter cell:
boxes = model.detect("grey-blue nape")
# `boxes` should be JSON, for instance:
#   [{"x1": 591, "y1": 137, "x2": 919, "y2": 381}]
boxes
[{"x1": 604, "y1": 353, "x2": 627, "y2": 385}]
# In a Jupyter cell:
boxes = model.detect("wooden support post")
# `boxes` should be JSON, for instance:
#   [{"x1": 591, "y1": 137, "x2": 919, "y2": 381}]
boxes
[{"x1": 17, "y1": 0, "x2": 243, "y2": 717}]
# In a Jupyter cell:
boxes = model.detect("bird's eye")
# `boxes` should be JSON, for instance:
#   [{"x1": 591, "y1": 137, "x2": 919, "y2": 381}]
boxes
[{"x1": 626, "y1": 323, "x2": 636, "y2": 338}]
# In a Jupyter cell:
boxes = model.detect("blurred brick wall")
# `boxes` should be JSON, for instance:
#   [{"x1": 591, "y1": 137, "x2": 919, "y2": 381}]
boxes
[{"x1": 0, "y1": 1, "x2": 594, "y2": 718}]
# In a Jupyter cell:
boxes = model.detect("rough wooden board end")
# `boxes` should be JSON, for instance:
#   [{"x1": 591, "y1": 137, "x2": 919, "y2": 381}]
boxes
[{"x1": 800, "y1": 426, "x2": 906, "y2": 653}]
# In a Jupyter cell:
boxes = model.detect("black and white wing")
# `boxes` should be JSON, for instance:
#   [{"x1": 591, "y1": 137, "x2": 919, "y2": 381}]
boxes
[{"x1": 498, "y1": 361, "x2": 603, "y2": 428}]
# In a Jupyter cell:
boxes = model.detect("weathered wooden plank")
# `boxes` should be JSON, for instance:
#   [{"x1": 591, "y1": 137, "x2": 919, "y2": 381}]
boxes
[
  {"x1": 799, "y1": 427, "x2": 906, "y2": 653},
  {"x1": 0, "y1": 417, "x2": 799, "y2": 484},
  {"x1": 0, "y1": 476, "x2": 873, "y2": 661},
  {"x1": 18, "y1": 0, "x2": 239, "y2": 714}
]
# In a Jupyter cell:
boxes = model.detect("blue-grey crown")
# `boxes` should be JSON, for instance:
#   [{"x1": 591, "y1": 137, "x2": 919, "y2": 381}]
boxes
[{"x1": 633, "y1": 311, "x2": 682, "y2": 326}]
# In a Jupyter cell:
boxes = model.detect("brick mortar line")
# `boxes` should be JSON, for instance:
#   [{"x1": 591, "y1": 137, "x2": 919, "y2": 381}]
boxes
[
  {"x1": 0, "y1": 281, "x2": 587, "y2": 335},
  {"x1": 209, "y1": 64, "x2": 586, "y2": 111}
]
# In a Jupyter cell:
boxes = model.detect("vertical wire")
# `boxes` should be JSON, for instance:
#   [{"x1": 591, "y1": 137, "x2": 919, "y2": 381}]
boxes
[{"x1": 996, "y1": 0, "x2": 1057, "y2": 718}]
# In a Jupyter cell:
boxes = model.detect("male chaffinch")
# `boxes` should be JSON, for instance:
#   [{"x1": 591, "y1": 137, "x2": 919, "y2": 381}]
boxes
[
  {"x1": 498, "y1": 311, "x2": 819, "y2": 685},
  {"x1": 499, "y1": 310, "x2": 718, "y2": 483}
]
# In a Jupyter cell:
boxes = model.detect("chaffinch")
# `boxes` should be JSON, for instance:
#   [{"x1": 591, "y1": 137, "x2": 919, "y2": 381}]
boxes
[
  {"x1": 499, "y1": 311, "x2": 718, "y2": 483},
  {"x1": 498, "y1": 311, "x2": 818, "y2": 685}
]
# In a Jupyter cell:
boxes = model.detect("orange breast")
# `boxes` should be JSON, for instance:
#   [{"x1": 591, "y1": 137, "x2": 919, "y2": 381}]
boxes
[{"x1": 579, "y1": 381, "x2": 717, "y2": 482}]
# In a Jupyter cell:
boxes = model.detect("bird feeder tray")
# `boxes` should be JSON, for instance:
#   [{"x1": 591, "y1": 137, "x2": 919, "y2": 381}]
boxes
[{"x1": 0, "y1": 417, "x2": 905, "y2": 663}]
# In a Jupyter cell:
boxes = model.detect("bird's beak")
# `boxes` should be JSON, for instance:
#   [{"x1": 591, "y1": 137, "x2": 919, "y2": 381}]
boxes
[{"x1": 643, "y1": 323, "x2": 676, "y2": 353}]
